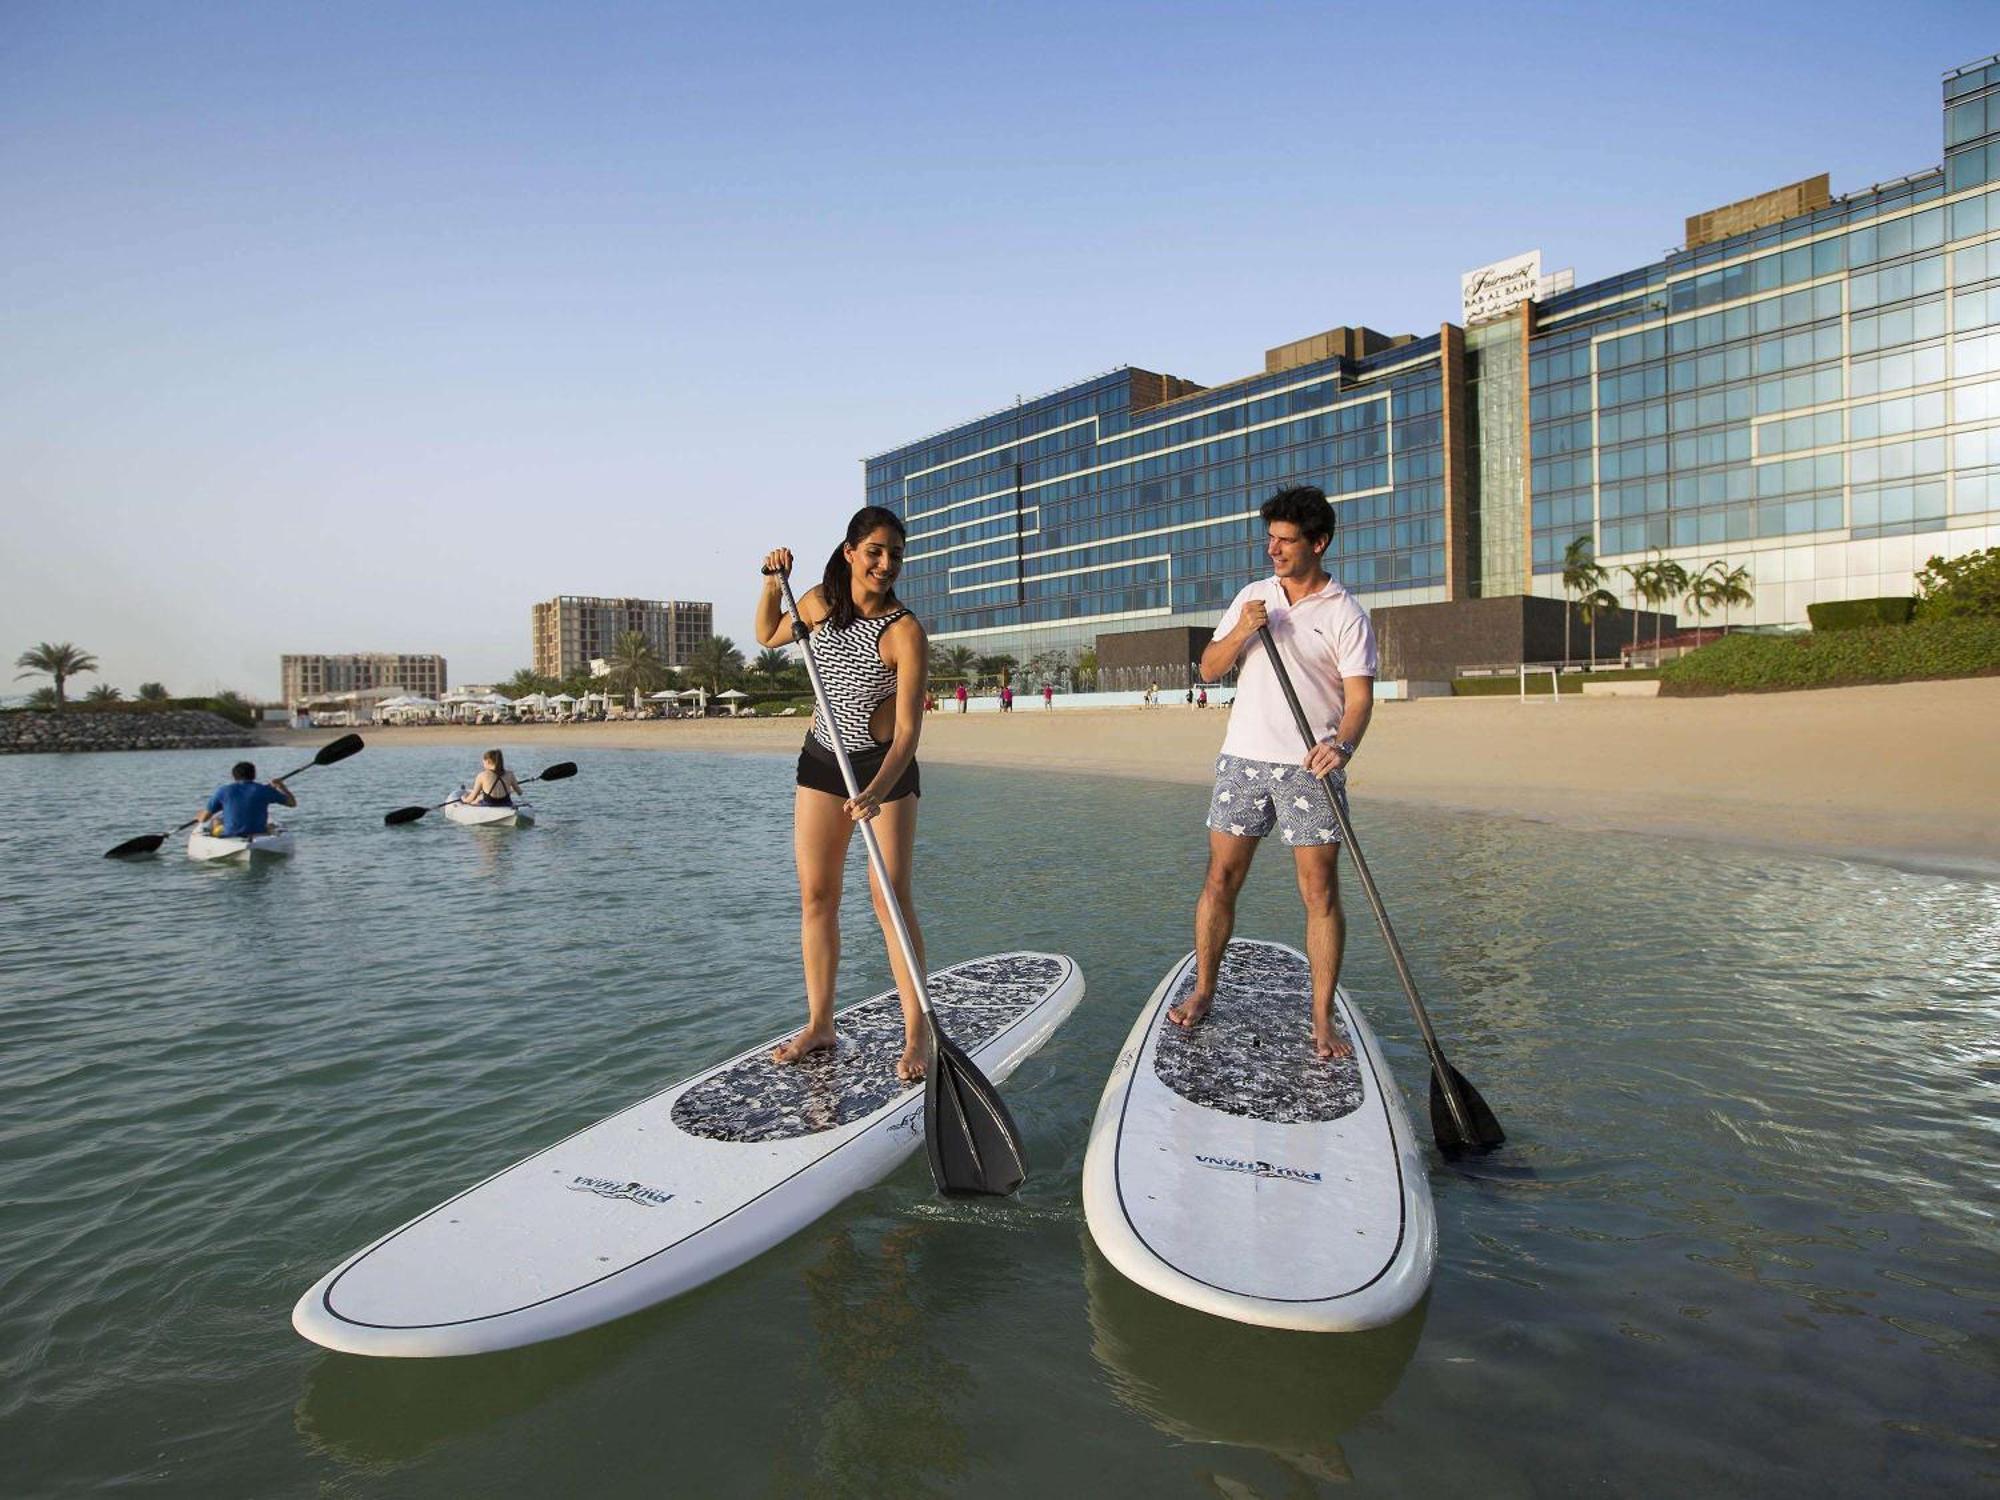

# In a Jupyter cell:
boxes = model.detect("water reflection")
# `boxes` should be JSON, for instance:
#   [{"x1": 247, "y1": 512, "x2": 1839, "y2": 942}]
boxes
[
  {"x1": 292, "y1": 1309, "x2": 656, "y2": 1470},
  {"x1": 1084, "y1": 1239, "x2": 1424, "y2": 1494},
  {"x1": 767, "y1": 1222, "x2": 972, "y2": 1498}
]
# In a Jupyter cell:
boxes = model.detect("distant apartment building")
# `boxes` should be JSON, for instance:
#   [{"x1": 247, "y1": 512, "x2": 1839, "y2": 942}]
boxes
[
  {"x1": 531, "y1": 596, "x2": 713, "y2": 680},
  {"x1": 281, "y1": 653, "x2": 448, "y2": 705}
]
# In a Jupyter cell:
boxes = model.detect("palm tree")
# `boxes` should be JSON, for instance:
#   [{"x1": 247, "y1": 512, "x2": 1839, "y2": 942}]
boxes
[
  {"x1": 940, "y1": 645, "x2": 975, "y2": 683},
  {"x1": 1576, "y1": 587, "x2": 1621, "y2": 667},
  {"x1": 25, "y1": 687, "x2": 57, "y2": 710},
  {"x1": 501, "y1": 666, "x2": 555, "y2": 699},
  {"x1": 85, "y1": 683, "x2": 123, "y2": 703},
  {"x1": 137, "y1": 681, "x2": 169, "y2": 702},
  {"x1": 14, "y1": 641, "x2": 97, "y2": 712},
  {"x1": 975, "y1": 653, "x2": 1017, "y2": 688},
  {"x1": 685, "y1": 635, "x2": 746, "y2": 694},
  {"x1": 1709, "y1": 563, "x2": 1754, "y2": 631},
  {"x1": 1648, "y1": 557, "x2": 1689, "y2": 661},
  {"x1": 1683, "y1": 566, "x2": 1723, "y2": 637},
  {"x1": 1621, "y1": 562, "x2": 1655, "y2": 656},
  {"x1": 752, "y1": 647, "x2": 792, "y2": 683},
  {"x1": 1076, "y1": 646, "x2": 1098, "y2": 691},
  {"x1": 1560, "y1": 535, "x2": 1607, "y2": 668},
  {"x1": 606, "y1": 630, "x2": 670, "y2": 700}
]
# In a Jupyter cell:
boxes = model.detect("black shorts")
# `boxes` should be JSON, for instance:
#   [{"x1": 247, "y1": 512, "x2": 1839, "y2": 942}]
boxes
[{"x1": 796, "y1": 735, "x2": 920, "y2": 803}]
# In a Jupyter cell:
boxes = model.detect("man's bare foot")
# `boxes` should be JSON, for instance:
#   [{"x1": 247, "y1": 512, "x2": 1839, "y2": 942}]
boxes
[
  {"x1": 1169, "y1": 992, "x2": 1213, "y2": 1029},
  {"x1": 895, "y1": 1040, "x2": 927, "y2": 1082},
  {"x1": 1311, "y1": 1010, "x2": 1353, "y2": 1061},
  {"x1": 771, "y1": 1026, "x2": 836, "y2": 1065}
]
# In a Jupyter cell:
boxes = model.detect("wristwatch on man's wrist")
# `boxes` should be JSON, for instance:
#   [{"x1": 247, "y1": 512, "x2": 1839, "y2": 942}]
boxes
[{"x1": 1330, "y1": 739, "x2": 1357, "y2": 761}]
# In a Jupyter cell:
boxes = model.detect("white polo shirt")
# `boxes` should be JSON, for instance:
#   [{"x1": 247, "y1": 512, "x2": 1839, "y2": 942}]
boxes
[{"x1": 1213, "y1": 573, "x2": 1377, "y2": 765}]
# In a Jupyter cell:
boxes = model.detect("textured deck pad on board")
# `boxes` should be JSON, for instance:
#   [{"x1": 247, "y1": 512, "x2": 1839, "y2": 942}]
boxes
[
  {"x1": 1153, "y1": 941, "x2": 1362, "y2": 1123},
  {"x1": 671, "y1": 954, "x2": 1068, "y2": 1143}
]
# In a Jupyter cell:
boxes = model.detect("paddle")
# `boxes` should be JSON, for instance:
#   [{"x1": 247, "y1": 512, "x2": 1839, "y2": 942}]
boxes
[
  {"x1": 765, "y1": 565, "x2": 1027, "y2": 1196},
  {"x1": 383, "y1": 762, "x2": 578, "y2": 825},
  {"x1": 1254, "y1": 624, "x2": 1505, "y2": 1157},
  {"x1": 103, "y1": 734, "x2": 367, "y2": 858}
]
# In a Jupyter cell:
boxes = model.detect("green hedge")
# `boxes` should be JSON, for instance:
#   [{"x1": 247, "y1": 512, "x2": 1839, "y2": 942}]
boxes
[
  {"x1": 1659, "y1": 617, "x2": 2000, "y2": 694},
  {"x1": 0, "y1": 695, "x2": 258, "y2": 726},
  {"x1": 1806, "y1": 596, "x2": 1914, "y2": 631},
  {"x1": 1453, "y1": 670, "x2": 1662, "y2": 697}
]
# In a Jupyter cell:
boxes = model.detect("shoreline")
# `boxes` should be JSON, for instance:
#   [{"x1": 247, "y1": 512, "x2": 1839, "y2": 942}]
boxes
[{"x1": 279, "y1": 678, "x2": 2000, "y2": 876}]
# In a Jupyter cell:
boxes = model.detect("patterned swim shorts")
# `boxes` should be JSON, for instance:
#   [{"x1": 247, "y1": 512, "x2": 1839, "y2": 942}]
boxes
[{"x1": 1205, "y1": 755, "x2": 1345, "y2": 846}]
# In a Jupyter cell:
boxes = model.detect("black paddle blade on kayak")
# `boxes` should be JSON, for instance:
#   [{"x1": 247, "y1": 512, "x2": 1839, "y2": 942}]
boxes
[
  {"x1": 103, "y1": 832, "x2": 167, "y2": 859},
  {"x1": 536, "y1": 762, "x2": 578, "y2": 781},
  {"x1": 1429, "y1": 1064, "x2": 1505, "y2": 1157},
  {"x1": 923, "y1": 1025, "x2": 1028, "y2": 1196},
  {"x1": 383, "y1": 806, "x2": 430, "y2": 826},
  {"x1": 312, "y1": 733, "x2": 366, "y2": 767}
]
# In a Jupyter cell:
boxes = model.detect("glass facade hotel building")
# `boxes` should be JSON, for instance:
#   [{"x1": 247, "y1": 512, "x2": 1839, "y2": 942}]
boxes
[{"x1": 863, "y1": 55, "x2": 2000, "y2": 668}]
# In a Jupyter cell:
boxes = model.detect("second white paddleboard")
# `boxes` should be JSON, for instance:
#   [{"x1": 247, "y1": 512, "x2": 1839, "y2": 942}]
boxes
[{"x1": 1083, "y1": 939, "x2": 1433, "y2": 1331}]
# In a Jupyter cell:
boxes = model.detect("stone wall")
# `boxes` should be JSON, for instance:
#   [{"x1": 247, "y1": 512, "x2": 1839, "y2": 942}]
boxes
[{"x1": 0, "y1": 710, "x2": 261, "y2": 755}]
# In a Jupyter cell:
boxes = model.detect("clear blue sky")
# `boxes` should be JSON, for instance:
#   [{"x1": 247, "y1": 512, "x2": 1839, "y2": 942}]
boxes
[{"x1": 1, "y1": 1, "x2": 1989, "y2": 697}]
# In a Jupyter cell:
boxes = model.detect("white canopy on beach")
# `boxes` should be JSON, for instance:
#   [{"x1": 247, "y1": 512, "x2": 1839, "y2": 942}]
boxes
[
  {"x1": 715, "y1": 689, "x2": 749, "y2": 700},
  {"x1": 549, "y1": 693, "x2": 577, "y2": 705}
]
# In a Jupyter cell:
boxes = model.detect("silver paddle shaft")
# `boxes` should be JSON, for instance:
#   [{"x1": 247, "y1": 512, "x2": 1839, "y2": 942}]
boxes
[
  {"x1": 1254, "y1": 624, "x2": 1476, "y2": 1145},
  {"x1": 771, "y1": 569, "x2": 933, "y2": 1020}
]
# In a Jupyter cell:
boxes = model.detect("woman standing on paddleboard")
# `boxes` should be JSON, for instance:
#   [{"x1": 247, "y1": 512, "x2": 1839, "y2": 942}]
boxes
[{"x1": 757, "y1": 506, "x2": 931, "y2": 1082}]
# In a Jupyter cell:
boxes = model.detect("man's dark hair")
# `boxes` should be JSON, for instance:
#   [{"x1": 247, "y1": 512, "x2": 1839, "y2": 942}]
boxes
[
  {"x1": 231, "y1": 761, "x2": 256, "y2": 781},
  {"x1": 1261, "y1": 485, "x2": 1336, "y2": 546}
]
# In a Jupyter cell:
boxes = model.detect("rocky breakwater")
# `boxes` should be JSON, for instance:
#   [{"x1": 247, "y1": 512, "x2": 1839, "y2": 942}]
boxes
[{"x1": 0, "y1": 710, "x2": 261, "y2": 755}]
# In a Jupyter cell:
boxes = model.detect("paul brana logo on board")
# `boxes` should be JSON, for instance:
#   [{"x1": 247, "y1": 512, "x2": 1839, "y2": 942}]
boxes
[
  {"x1": 568, "y1": 1176, "x2": 675, "y2": 1206},
  {"x1": 1193, "y1": 1154, "x2": 1322, "y2": 1184}
]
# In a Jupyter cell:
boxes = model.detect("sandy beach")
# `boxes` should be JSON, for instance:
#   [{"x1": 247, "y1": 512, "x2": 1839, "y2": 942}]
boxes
[{"x1": 292, "y1": 678, "x2": 2000, "y2": 873}]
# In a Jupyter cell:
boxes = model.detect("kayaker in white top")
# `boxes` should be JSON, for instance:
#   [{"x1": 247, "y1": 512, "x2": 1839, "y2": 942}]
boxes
[
  {"x1": 754, "y1": 505, "x2": 932, "y2": 1082},
  {"x1": 463, "y1": 750, "x2": 524, "y2": 807},
  {"x1": 1169, "y1": 484, "x2": 1378, "y2": 1060}
]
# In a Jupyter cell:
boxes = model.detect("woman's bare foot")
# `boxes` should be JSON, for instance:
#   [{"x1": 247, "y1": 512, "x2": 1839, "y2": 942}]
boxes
[
  {"x1": 1168, "y1": 991, "x2": 1213, "y2": 1029},
  {"x1": 771, "y1": 1026, "x2": 836, "y2": 1065},
  {"x1": 895, "y1": 1039, "x2": 927, "y2": 1082},
  {"x1": 1311, "y1": 1009, "x2": 1353, "y2": 1061}
]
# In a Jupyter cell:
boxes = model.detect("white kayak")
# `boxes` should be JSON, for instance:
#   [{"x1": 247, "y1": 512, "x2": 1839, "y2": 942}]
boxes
[
  {"x1": 294, "y1": 951, "x2": 1085, "y2": 1357},
  {"x1": 443, "y1": 797, "x2": 535, "y2": 827},
  {"x1": 1083, "y1": 939, "x2": 1434, "y2": 1332},
  {"x1": 186, "y1": 824, "x2": 295, "y2": 862}
]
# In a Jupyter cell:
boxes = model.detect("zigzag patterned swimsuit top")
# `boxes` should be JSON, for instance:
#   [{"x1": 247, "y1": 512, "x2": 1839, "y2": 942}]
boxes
[{"x1": 809, "y1": 605, "x2": 909, "y2": 754}]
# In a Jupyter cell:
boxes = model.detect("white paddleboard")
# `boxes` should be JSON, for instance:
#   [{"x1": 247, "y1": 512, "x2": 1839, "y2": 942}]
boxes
[
  {"x1": 1082, "y1": 939, "x2": 1433, "y2": 1332},
  {"x1": 294, "y1": 952, "x2": 1084, "y2": 1357}
]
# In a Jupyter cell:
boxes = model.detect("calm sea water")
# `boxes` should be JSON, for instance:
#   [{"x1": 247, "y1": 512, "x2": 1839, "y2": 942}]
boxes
[{"x1": 1, "y1": 742, "x2": 1995, "y2": 1498}]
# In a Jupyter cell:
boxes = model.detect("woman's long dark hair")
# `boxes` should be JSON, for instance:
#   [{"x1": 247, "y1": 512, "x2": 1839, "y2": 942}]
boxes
[{"x1": 821, "y1": 506, "x2": 907, "y2": 629}]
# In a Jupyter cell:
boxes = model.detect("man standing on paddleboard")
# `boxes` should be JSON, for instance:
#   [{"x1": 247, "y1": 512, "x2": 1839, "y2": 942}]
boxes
[{"x1": 1169, "y1": 485, "x2": 1376, "y2": 1060}]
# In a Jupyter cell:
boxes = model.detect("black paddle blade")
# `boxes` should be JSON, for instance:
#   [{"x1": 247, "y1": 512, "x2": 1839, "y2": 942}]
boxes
[
  {"x1": 104, "y1": 833, "x2": 167, "y2": 859},
  {"x1": 923, "y1": 1026, "x2": 1028, "y2": 1196},
  {"x1": 536, "y1": 762, "x2": 578, "y2": 781},
  {"x1": 1429, "y1": 1064, "x2": 1505, "y2": 1157},
  {"x1": 315, "y1": 733, "x2": 366, "y2": 766},
  {"x1": 383, "y1": 806, "x2": 429, "y2": 826}
]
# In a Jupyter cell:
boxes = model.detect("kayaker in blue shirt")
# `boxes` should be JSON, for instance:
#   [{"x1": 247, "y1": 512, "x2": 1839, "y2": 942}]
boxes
[{"x1": 200, "y1": 761, "x2": 296, "y2": 837}]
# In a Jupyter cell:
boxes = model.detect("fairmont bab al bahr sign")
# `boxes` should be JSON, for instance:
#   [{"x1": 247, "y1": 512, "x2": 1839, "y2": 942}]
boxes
[{"x1": 1461, "y1": 250, "x2": 1543, "y2": 324}]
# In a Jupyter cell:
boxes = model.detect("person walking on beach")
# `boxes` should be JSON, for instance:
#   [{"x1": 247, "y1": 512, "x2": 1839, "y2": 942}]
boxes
[
  {"x1": 756, "y1": 507, "x2": 932, "y2": 1083},
  {"x1": 1169, "y1": 485, "x2": 1376, "y2": 1061},
  {"x1": 461, "y1": 749, "x2": 523, "y2": 807},
  {"x1": 1000, "y1": 683, "x2": 1013, "y2": 713},
  {"x1": 199, "y1": 761, "x2": 295, "y2": 838},
  {"x1": 955, "y1": 682, "x2": 967, "y2": 713},
  {"x1": 1042, "y1": 682, "x2": 1053, "y2": 709}
]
